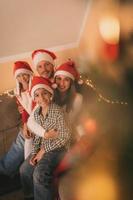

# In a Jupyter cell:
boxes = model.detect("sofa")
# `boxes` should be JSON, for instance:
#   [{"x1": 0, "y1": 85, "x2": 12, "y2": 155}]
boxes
[
  {"x1": 0, "y1": 91, "x2": 23, "y2": 199},
  {"x1": 0, "y1": 91, "x2": 21, "y2": 157}
]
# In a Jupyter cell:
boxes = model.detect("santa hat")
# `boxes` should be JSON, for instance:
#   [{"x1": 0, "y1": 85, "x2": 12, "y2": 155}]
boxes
[
  {"x1": 30, "y1": 76, "x2": 54, "y2": 99},
  {"x1": 13, "y1": 61, "x2": 33, "y2": 95},
  {"x1": 13, "y1": 61, "x2": 33, "y2": 78},
  {"x1": 32, "y1": 49, "x2": 56, "y2": 70},
  {"x1": 54, "y1": 60, "x2": 80, "y2": 81}
]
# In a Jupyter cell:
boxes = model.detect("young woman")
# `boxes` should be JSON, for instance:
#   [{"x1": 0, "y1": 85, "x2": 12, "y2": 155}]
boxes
[
  {"x1": 53, "y1": 62, "x2": 100, "y2": 200},
  {"x1": 0, "y1": 49, "x2": 57, "y2": 178},
  {"x1": 54, "y1": 60, "x2": 83, "y2": 124},
  {"x1": 13, "y1": 61, "x2": 34, "y2": 159},
  {"x1": 0, "y1": 61, "x2": 34, "y2": 177},
  {"x1": 20, "y1": 76, "x2": 71, "y2": 200}
]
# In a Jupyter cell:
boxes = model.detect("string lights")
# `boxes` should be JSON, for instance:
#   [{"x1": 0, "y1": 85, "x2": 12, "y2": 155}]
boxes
[
  {"x1": 0, "y1": 89, "x2": 15, "y2": 98},
  {"x1": 0, "y1": 78, "x2": 128, "y2": 106},
  {"x1": 81, "y1": 75, "x2": 128, "y2": 105}
]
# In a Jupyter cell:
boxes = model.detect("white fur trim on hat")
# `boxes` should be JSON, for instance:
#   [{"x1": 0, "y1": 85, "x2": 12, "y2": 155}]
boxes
[
  {"x1": 14, "y1": 68, "x2": 33, "y2": 78},
  {"x1": 33, "y1": 52, "x2": 54, "y2": 69},
  {"x1": 31, "y1": 84, "x2": 53, "y2": 99},
  {"x1": 54, "y1": 70, "x2": 74, "y2": 80}
]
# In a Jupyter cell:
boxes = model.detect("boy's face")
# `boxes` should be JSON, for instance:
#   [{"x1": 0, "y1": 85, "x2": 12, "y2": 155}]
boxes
[
  {"x1": 34, "y1": 88, "x2": 52, "y2": 108},
  {"x1": 36, "y1": 60, "x2": 54, "y2": 79},
  {"x1": 55, "y1": 75, "x2": 71, "y2": 93}
]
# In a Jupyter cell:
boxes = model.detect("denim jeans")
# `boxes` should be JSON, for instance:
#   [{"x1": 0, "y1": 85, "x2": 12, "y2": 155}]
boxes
[
  {"x1": 0, "y1": 130, "x2": 24, "y2": 176},
  {"x1": 20, "y1": 148, "x2": 65, "y2": 200}
]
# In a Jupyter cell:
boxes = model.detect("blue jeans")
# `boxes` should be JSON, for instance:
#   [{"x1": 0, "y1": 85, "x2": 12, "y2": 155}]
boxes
[
  {"x1": 20, "y1": 148, "x2": 65, "y2": 200},
  {"x1": 0, "y1": 130, "x2": 24, "y2": 176}
]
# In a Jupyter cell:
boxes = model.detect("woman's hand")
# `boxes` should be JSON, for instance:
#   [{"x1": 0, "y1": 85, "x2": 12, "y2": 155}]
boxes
[
  {"x1": 44, "y1": 129, "x2": 58, "y2": 139},
  {"x1": 30, "y1": 149, "x2": 45, "y2": 166},
  {"x1": 23, "y1": 123, "x2": 33, "y2": 139}
]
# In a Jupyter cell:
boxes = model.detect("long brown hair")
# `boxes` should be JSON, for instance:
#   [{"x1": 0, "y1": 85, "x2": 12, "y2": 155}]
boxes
[{"x1": 53, "y1": 80, "x2": 78, "y2": 113}]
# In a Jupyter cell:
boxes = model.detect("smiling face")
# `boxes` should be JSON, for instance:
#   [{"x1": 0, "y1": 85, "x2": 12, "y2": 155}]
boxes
[
  {"x1": 55, "y1": 75, "x2": 72, "y2": 93},
  {"x1": 16, "y1": 73, "x2": 30, "y2": 90},
  {"x1": 34, "y1": 88, "x2": 52, "y2": 109},
  {"x1": 36, "y1": 60, "x2": 54, "y2": 79}
]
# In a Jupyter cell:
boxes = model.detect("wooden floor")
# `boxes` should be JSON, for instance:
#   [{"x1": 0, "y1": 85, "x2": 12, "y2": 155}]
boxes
[{"x1": 0, "y1": 190, "x2": 23, "y2": 200}]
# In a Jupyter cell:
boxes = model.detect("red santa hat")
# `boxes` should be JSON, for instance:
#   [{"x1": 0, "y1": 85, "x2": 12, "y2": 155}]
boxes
[
  {"x1": 13, "y1": 61, "x2": 33, "y2": 95},
  {"x1": 54, "y1": 60, "x2": 80, "y2": 81},
  {"x1": 32, "y1": 49, "x2": 56, "y2": 69},
  {"x1": 30, "y1": 76, "x2": 54, "y2": 99},
  {"x1": 13, "y1": 61, "x2": 33, "y2": 78}
]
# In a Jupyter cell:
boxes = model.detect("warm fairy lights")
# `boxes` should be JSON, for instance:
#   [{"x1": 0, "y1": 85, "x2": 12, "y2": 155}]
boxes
[
  {"x1": 0, "y1": 89, "x2": 15, "y2": 98},
  {"x1": 82, "y1": 76, "x2": 128, "y2": 105},
  {"x1": 0, "y1": 79, "x2": 128, "y2": 106}
]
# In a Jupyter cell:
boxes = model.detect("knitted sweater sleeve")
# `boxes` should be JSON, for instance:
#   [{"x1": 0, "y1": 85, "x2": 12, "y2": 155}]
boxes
[{"x1": 27, "y1": 105, "x2": 46, "y2": 137}]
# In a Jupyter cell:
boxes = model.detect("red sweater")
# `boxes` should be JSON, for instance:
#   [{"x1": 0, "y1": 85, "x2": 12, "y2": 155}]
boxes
[{"x1": 16, "y1": 97, "x2": 36, "y2": 124}]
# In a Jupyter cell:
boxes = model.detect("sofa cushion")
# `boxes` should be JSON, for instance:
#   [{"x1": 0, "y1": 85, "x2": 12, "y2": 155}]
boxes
[
  {"x1": 0, "y1": 92, "x2": 21, "y2": 131},
  {"x1": 0, "y1": 91, "x2": 21, "y2": 155}
]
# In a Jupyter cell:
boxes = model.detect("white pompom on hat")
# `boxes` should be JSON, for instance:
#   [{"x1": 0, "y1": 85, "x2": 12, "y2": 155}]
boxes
[
  {"x1": 13, "y1": 61, "x2": 33, "y2": 95},
  {"x1": 30, "y1": 76, "x2": 54, "y2": 99},
  {"x1": 32, "y1": 49, "x2": 56, "y2": 70}
]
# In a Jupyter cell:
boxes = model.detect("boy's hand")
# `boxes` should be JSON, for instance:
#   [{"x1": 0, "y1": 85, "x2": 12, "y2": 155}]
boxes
[
  {"x1": 30, "y1": 155, "x2": 37, "y2": 166},
  {"x1": 30, "y1": 149, "x2": 45, "y2": 166}
]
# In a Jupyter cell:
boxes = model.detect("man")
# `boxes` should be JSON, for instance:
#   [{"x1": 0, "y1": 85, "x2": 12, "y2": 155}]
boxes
[{"x1": 32, "y1": 49, "x2": 56, "y2": 80}]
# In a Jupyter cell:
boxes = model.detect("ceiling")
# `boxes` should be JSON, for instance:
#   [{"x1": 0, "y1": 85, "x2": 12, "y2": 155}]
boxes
[{"x1": 0, "y1": 0, "x2": 89, "y2": 61}]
